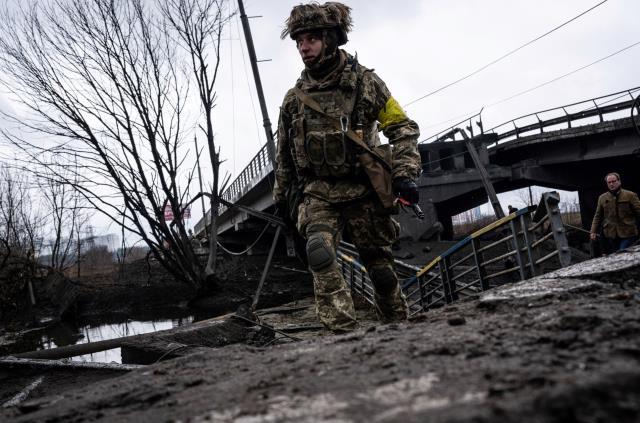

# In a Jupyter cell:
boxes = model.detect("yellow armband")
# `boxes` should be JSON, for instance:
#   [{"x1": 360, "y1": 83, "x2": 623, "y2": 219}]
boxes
[{"x1": 377, "y1": 97, "x2": 408, "y2": 129}]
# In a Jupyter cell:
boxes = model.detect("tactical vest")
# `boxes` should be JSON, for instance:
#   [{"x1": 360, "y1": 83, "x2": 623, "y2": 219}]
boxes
[{"x1": 290, "y1": 58, "x2": 365, "y2": 179}]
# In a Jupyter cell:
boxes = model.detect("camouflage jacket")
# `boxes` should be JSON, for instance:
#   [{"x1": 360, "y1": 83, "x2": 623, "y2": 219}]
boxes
[
  {"x1": 273, "y1": 50, "x2": 421, "y2": 204},
  {"x1": 590, "y1": 189, "x2": 640, "y2": 238}
]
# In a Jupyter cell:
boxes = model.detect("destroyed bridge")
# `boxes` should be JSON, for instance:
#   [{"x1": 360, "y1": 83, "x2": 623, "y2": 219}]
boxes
[{"x1": 195, "y1": 86, "x2": 640, "y2": 244}]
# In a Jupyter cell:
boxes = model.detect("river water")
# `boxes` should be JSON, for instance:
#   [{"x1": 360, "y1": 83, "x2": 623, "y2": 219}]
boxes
[{"x1": 39, "y1": 317, "x2": 194, "y2": 363}]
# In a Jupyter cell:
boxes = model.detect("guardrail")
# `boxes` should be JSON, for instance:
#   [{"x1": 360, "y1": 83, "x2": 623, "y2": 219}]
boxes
[
  {"x1": 338, "y1": 191, "x2": 571, "y2": 316},
  {"x1": 420, "y1": 110, "x2": 484, "y2": 144},
  {"x1": 421, "y1": 87, "x2": 640, "y2": 145},
  {"x1": 194, "y1": 142, "x2": 273, "y2": 235},
  {"x1": 487, "y1": 87, "x2": 640, "y2": 145},
  {"x1": 221, "y1": 143, "x2": 272, "y2": 203}
]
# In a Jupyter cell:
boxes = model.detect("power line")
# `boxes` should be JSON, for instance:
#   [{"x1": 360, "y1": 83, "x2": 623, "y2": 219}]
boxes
[
  {"x1": 404, "y1": 0, "x2": 609, "y2": 108},
  {"x1": 486, "y1": 40, "x2": 640, "y2": 108},
  {"x1": 421, "y1": 42, "x2": 640, "y2": 141},
  {"x1": 421, "y1": 108, "x2": 482, "y2": 132}
]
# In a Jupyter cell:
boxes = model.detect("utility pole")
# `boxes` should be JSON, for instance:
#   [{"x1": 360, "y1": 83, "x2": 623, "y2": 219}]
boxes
[
  {"x1": 194, "y1": 136, "x2": 207, "y2": 225},
  {"x1": 238, "y1": 0, "x2": 276, "y2": 168},
  {"x1": 458, "y1": 129, "x2": 505, "y2": 219},
  {"x1": 237, "y1": 0, "x2": 285, "y2": 311}
]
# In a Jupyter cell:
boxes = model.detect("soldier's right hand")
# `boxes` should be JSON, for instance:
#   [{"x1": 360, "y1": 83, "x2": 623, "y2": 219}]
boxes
[{"x1": 393, "y1": 177, "x2": 419, "y2": 205}]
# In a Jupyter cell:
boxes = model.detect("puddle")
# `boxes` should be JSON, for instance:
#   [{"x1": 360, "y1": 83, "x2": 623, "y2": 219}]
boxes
[{"x1": 39, "y1": 317, "x2": 194, "y2": 364}]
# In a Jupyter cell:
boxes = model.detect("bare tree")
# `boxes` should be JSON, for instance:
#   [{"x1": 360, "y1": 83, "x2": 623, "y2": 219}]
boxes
[
  {"x1": 161, "y1": 0, "x2": 228, "y2": 283},
  {"x1": 0, "y1": 165, "x2": 43, "y2": 316},
  {"x1": 38, "y1": 157, "x2": 92, "y2": 272},
  {"x1": 514, "y1": 186, "x2": 544, "y2": 208},
  {"x1": 0, "y1": 165, "x2": 44, "y2": 264},
  {"x1": 0, "y1": 0, "x2": 230, "y2": 290}
]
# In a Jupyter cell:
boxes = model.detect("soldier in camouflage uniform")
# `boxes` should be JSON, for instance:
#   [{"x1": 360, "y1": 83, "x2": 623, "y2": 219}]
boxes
[{"x1": 274, "y1": 2, "x2": 421, "y2": 332}]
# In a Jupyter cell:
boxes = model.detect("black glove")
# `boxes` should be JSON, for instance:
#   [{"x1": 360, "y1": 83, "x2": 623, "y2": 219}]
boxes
[{"x1": 393, "y1": 177, "x2": 419, "y2": 205}]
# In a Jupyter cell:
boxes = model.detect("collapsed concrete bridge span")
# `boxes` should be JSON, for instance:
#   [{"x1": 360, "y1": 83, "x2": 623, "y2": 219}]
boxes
[{"x1": 194, "y1": 87, "x2": 640, "y2": 248}]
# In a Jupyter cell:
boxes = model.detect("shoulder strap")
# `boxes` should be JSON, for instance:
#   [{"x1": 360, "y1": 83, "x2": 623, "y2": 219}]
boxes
[
  {"x1": 292, "y1": 87, "x2": 390, "y2": 170},
  {"x1": 343, "y1": 55, "x2": 360, "y2": 117}
]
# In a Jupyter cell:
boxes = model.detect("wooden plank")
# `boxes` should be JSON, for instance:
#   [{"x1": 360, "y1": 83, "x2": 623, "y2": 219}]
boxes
[
  {"x1": 0, "y1": 357, "x2": 143, "y2": 372},
  {"x1": 2, "y1": 376, "x2": 44, "y2": 408},
  {"x1": 9, "y1": 314, "x2": 250, "y2": 361}
]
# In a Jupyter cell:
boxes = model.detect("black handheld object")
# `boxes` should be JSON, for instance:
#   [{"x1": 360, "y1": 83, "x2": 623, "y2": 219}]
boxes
[
  {"x1": 397, "y1": 197, "x2": 425, "y2": 220},
  {"x1": 393, "y1": 177, "x2": 419, "y2": 205}
]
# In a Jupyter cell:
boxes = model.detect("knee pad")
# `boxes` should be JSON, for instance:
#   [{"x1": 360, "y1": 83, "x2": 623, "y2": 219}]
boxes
[
  {"x1": 306, "y1": 233, "x2": 335, "y2": 272},
  {"x1": 368, "y1": 265, "x2": 398, "y2": 296}
]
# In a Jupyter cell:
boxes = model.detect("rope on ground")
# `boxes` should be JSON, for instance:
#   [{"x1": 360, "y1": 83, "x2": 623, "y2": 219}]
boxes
[
  {"x1": 154, "y1": 344, "x2": 205, "y2": 364},
  {"x1": 230, "y1": 314, "x2": 302, "y2": 342},
  {"x1": 260, "y1": 335, "x2": 295, "y2": 347}
]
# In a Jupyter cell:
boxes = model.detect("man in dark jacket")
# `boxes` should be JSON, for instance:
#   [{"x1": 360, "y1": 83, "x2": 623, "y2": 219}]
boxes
[
  {"x1": 274, "y1": 2, "x2": 421, "y2": 331},
  {"x1": 590, "y1": 172, "x2": 640, "y2": 253}
]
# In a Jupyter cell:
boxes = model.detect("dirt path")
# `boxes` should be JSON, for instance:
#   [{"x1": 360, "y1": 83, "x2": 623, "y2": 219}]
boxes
[{"x1": 1, "y1": 248, "x2": 639, "y2": 422}]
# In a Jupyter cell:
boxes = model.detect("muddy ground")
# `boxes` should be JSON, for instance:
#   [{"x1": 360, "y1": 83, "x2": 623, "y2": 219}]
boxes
[{"x1": 0, "y1": 246, "x2": 639, "y2": 422}]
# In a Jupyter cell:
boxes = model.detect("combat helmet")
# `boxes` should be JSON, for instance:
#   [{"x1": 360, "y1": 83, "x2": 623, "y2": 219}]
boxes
[{"x1": 281, "y1": 2, "x2": 353, "y2": 46}]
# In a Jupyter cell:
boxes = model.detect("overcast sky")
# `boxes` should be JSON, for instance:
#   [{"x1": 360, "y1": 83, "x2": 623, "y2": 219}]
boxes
[{"x1": 215, "y1": 0, "x2": 639, "y2": 178}]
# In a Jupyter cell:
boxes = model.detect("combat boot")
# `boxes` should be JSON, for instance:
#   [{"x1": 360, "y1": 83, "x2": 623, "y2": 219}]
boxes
[{"x1": 369, "y1": 265, "x2": 408, "y2": 323}]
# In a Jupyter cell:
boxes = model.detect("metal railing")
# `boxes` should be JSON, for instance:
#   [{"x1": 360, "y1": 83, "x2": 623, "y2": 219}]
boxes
[
  {"x1": 487, "y1": 87, "x2": 640, "y2": 145},
  {"x1": 421, "y1": 87, "x2": 640, "y2": 146},
  {"x1": 338, "y1": 191, "x2": 571, "y2": 316},
  {"x1": 194, "y1": 141, "x2": 273, "y2": 235},
  {"x1": 337, "y1": 242, "x2": 420, "y2": 307},
  {"x1": 221, "y1": 143, "x2": 272, "y2": 204},
  {"x1": 421, "y1": 110, "x2": 484, "y2": 144}
]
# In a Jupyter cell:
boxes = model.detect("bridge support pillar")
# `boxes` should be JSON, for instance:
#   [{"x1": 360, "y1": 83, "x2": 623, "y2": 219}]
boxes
[
  {"x1": 436, "y1": 206, "x2": 454, "y2": 240},
  {"x1": 578, "y1": 188, "x2": 601, "y2": 231}
]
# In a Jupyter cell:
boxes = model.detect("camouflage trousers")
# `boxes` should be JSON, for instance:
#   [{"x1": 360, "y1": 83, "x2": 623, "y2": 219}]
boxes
[{"x1": 297, "y1": 195, "x2": 408, "y2": 331}]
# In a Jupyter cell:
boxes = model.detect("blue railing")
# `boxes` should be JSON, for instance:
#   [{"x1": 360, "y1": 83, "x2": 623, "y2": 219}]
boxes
[{"x1": 339, "y1": 192, "x2": 571, "y2": 316}]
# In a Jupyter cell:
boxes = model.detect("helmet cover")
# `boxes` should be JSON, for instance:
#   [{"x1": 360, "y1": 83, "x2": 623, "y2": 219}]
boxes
[{"x1": 281, "y1": 2, "x2": 352, "y2": 46}]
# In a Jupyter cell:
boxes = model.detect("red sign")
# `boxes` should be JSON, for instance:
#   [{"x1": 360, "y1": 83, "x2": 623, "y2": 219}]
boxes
[
  {"x1": 164, "y1": 205, "x2": 191, "y2": 221},
  {"x1": 164, "y1": 205, "x2": 174, "y2": 221}
]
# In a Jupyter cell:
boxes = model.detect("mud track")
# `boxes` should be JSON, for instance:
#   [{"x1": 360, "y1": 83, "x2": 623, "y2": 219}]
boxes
[{"x1": 1, "y1": 248, "x2": 640, "y2": 422}]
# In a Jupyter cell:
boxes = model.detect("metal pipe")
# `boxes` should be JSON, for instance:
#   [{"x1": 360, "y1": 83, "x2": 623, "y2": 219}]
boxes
[
  {"x1": 531, "y1": 231, "x2": 554, "y2": 248},
  {"x1": 480, "y1": 250, "x2": 517, "y2": 267},
  {"x1": 484, "y1": 265, "x2": 520, "y2": 280},
  {"x1": 477, "y1": 234, "x2": 515, "y2": 254},
  {"x1": 251, "y1": 225, "x2": 282, "y2": 311},
  {"x1": 535, "y1": 250, "x2": 560, "y2": 265},
  {"x1": 459, "y1": 128, "x2": 505, "y2": 219},
  {"x1": 194, "y1": 136, "x2": 207, "y2": 223}
]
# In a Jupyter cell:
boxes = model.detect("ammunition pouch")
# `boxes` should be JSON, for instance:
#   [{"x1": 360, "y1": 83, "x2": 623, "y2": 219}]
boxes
[
  {"x1": 358, "y1": 143, "x2": 394, "y2": 210},
  {"x1": 290, "y1": 114, "x2": 309, "y2": 170},
  {"x1": 304, "y1": 130, "x2": 355, "y2": 177},
  {"x1": 291, "y1": 67, "x2": 395, "y2": 210}
]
